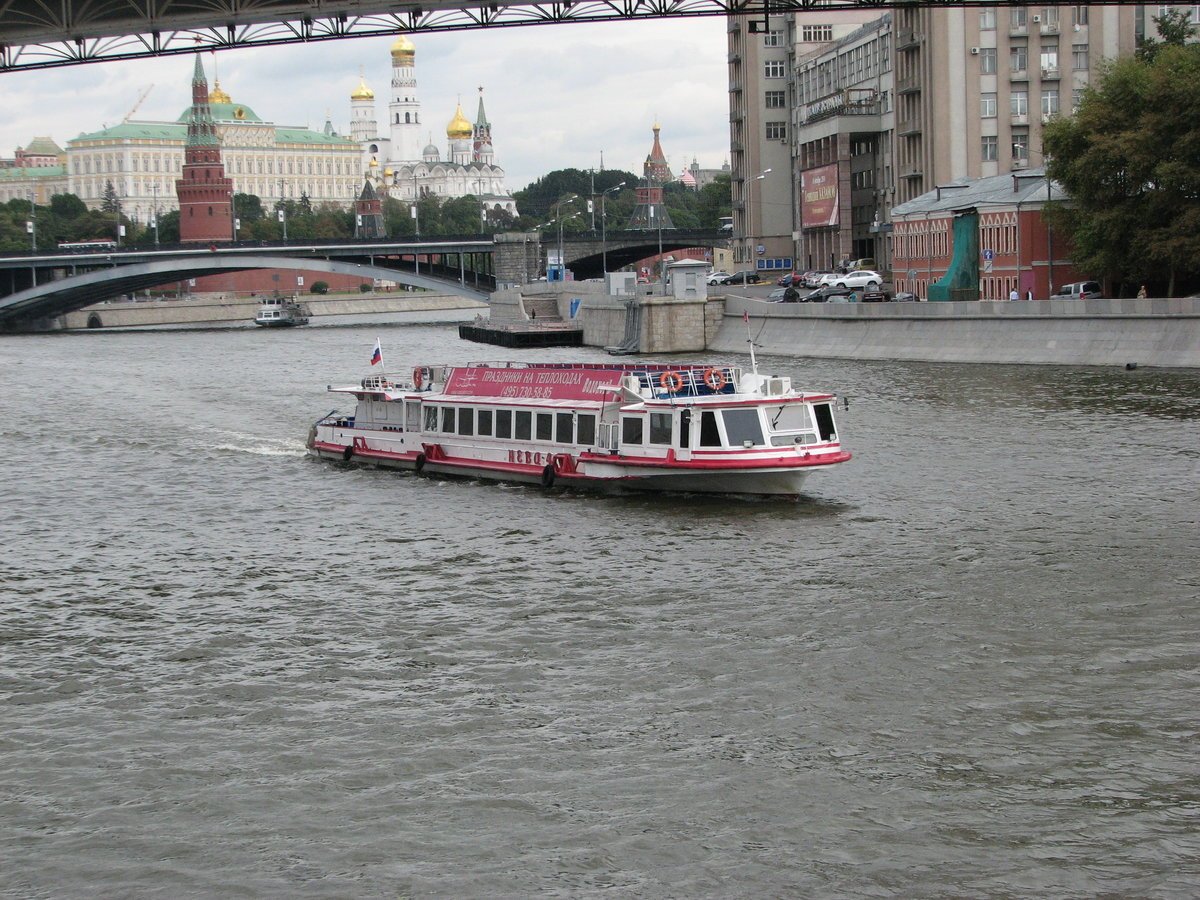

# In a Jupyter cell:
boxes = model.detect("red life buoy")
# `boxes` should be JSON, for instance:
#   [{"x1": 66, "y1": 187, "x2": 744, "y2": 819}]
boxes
[
  {"x1": 660, "y1": 371, "x2": 684, "y2": 393},
  {"x1": 412, "y1": 366, "x2": 424, "y2": 390},
  {"x1": 703, "y1": 368, "x2": 727, "y2": 391}
]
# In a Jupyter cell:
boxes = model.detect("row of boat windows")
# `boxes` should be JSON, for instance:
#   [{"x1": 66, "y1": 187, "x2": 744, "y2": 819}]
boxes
[
  {"x1": 412, "y1": 403, "x2": 832, "y2": 449},
  {"x1": 424, "y1": 406, "x2": 599, "y2": 447}
]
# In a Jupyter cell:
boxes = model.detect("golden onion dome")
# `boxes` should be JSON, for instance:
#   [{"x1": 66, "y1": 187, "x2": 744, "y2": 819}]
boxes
[
  {"x1": 446, "y1": 103, "x2": 472, "y2": 139},
  {"x1": 384, "y1": 168, "x2": 394, "y2": 177},
  {"x1": 209, "y1": 80, "x2": 232, "y2": 104},
  {"x1": 351, "y1": 76, "x2": 374, "y2": 101},
  {"x1": 369, "y1": 157, "x2": 379, "y2": 168},
  {"x1": 390, "y1": 35, "x2": 415, "y2": 60}
]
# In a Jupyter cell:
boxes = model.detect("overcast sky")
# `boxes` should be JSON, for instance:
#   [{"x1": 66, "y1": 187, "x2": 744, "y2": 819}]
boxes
[{"x1": 0, "y1": 18, "x2": 732, "y2": 192}]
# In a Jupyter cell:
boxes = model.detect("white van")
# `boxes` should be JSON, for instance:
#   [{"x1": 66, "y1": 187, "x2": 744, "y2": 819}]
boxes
[{"x1": 1051, "y1": 281, "x2": 1102, "y2": 300}]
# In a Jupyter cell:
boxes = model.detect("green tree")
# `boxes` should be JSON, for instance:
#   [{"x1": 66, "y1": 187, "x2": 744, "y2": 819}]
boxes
[
  {"x1": 100, "y1": 180, "x2": 119, "y2": 213},
  {"x1": 50, "y1": 193, "x2": 87, "y2": 219},
  {"x1": 1044, "y1": 12, "x2": 1200, "y2": 296},
  {"x1": 233, "y1": 192, "x2": 265, "y2": 223}
]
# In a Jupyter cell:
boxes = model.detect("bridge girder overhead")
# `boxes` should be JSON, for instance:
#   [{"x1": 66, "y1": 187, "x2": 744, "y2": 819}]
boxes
[{"x1": 0, "y1": 0, "x2": 1144, "y2": 73}]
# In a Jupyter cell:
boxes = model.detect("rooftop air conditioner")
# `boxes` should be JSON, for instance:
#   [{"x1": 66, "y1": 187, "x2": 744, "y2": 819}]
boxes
[
  {"x1": 1032, "y1": 14, "x2": 1041, "y2": 22},
  {"x1": 970, "y1": 47, "x2": 980, "y2": 55}
]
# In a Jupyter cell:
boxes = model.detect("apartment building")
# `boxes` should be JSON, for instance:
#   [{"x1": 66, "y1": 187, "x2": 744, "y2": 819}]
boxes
[{"x1": 731, "y1": 5, "x2": 1142, "y2": 276}]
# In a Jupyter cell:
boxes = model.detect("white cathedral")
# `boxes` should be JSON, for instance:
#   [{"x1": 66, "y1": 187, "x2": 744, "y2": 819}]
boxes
[{"x1": 350, "y1": 35, "x2": 517, "y2": 216}]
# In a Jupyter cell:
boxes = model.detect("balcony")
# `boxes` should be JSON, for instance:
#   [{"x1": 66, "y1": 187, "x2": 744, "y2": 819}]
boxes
[
  {"x1": 897, "y1": 117, "x2": 922, "y2": 136},
  {"x1": 1011, "y1": 113, "x2": 1029, "y2": 126},
  {"x1": 1040, "y1": 66, "x2": 1060, "y2": 80},
  {"x1": 1040, "y1": 21, "x2": 1060, "y2": 34},
  {"x1": 896, "y1": 74, "x2": 921, "y2": 94},
  {"x1": 1012, "y1": 158, "x2": 1029, "y2": 169},
  {"x1": 1009, "y1": 23, "x2": 1028, "y2": 37},
  {"x1": 1010, "y1": 68, "x2": 1029, "y2": 82},
  {"x1": 896, "y1": 29, "x2": 921, "y2": 50}
]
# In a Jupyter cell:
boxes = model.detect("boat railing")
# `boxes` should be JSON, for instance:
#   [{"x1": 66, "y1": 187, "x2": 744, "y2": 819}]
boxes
[{"x1": 634, "y1": 366, "x2": 738, "y2": 399}]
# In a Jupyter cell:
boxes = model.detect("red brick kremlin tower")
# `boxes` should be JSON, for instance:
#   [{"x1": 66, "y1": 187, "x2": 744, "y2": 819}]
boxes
[{"x1": 177, "y1": 55, "x2": 233, "y2": 243}]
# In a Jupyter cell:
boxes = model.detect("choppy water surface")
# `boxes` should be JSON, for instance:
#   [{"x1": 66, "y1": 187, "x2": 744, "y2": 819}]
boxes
[{"x1": 2, "y1": 322, "x2": 1198, "y2": 897}]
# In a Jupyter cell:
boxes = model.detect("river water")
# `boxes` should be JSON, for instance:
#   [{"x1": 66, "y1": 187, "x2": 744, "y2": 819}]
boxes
[{"x1": 2, "y1": 317, "x2": 1198, "y2": 897}]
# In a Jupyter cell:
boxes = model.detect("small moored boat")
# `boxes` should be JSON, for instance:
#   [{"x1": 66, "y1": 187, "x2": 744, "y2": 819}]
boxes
[
  {"x1": 307, "y1": 358, "x2": 851, "y2": 496},
  {"x1": 254, "y1": 296, "x2": 309, "y2": 327}
]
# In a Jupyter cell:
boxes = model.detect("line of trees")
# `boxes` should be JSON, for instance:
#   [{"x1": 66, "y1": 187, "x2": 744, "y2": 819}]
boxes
[{"x1": 0, "y1": 165, "x2": 732, "y2": 253}]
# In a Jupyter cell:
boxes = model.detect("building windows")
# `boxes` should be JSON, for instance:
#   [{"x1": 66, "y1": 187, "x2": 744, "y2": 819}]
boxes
[
  {"x1": 763, "y1": 30, "x2": 783, "y2": 47},
  {"x1": 1072, "y1": 87, "x2": 1084, "y2": 111},
  {"x1": 766, "y1": 121, "x2": 787, "y2": 141},
  {"x1": 980, "y1": 9, "x2": 996, "y2": 30},
  {"x1": 1041, "y1": 45, "x2": 1059, "y2": 70},
  {"x1": 765, "y1": 60, "x2": 786, "y2": 78},
  {"x1": 1011, "y1": 8, "x2": 1028, "y2": 29},
  {"x1": 765, "y1": 90, "x2": 786, "y2": 108},
  {"x1": 981, "y1": 92, "x2": 998, "y2": 117},
  {"x1": 1073, "y1": 44, "x2": 1089, "y2": 69},
  {"x1": 982, "y1": 135, "x2": 999, "y2": 161},
  {"x1": 1012, "y1": 134, "x2": 1030, "y2": 160},
  {"x1": 1041, "y1": 7, "x2": 1060, "y2": 26},
  {"x1": 1074, "y1": 6, "x2": 1089, "y2": 26},
  {"x1": 1012, "y1": 91, "x2": 1029, "y2": 116},
  {"x1": 801, "y1": 24, "x2": 833, "y2": 42},
  {"x1": 1011, "y1": 45, "x2": 1028, "y2": 71},
  {"x1": 1042, "y1": 89, "x2": 1060, "y2": 117}
]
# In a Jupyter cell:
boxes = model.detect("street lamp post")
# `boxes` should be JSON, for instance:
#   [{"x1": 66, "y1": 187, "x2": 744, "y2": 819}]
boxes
[
  {"x1": 552, "y1": 194, "x2": 578, "y2": 281},
  {"x1": 600, "y1": 182, "x2": 624, "y2": 276},
  {"x1": 151, "y1": 182, "x2": 159, "y2": 248},
  {"x1": 26, "y1": 190, "x2": 35, "y2": 252},
  {"x1": 746, "y1": 167, "x2": 771, "y2": 267}
]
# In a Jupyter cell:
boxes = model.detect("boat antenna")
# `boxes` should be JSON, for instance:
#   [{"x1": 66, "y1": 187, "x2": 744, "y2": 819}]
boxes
[{"x1": 743, "y1": 309, "x2": 759, "y2": 377}]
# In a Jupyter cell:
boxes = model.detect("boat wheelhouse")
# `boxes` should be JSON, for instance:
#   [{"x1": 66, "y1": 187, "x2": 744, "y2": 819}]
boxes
[
  {"x1": 254, "y1": 296, "x2": 309, "y2": 327},
  {"x1": 307, "y1": 362, "x2": 850, "y2": 496}
]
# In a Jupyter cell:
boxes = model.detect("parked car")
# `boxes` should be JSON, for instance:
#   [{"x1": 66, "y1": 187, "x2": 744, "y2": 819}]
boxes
[
  {"x1": 777, "y1": 272, "x2": 802, "y2": 286},
  {"x1": 768, "y1": 287, "x2": 789, "y2": 301},
  {"x1": 723, "y1": 270, "x2": 762, "y2": 285},
  {"x1": 1050, "y1": 281, "x2": 1102, "y2": 300},
  {"x1": 819, "y1": 269, "x2": 883, "y2": 290},
  {"x1": 892, "y1": 291, "x2": 919, "y2": 303},
  {"x1": 802, "y1": 285, "x2": 852, "y2": 303},
  {"x1": 706, "y1": 270, "x2": 730, "y2": 285},
  {"x1": 804, "y1": 271, "x2": 834, "y2": 288}
]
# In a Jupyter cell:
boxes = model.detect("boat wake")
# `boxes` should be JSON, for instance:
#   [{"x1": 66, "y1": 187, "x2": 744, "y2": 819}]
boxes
[{"x1": 211, "y1": 437, "x2": 307, "y2": 458}]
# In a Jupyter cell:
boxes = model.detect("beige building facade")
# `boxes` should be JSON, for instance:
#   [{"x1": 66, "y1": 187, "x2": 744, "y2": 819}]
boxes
[{"x1": 731, "y1": 5, "x2": 1144, "y2": 276}]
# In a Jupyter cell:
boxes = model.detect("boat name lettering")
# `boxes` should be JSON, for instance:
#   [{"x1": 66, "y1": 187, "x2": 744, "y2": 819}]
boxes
[{"x1": 507, "y1": 450, "x2": 545, "y2": 465}]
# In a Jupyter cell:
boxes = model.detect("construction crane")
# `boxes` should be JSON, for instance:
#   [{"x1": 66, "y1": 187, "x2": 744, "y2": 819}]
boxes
[{"x1": 123, "y1": 85, "x2": 154, "y2": 122}]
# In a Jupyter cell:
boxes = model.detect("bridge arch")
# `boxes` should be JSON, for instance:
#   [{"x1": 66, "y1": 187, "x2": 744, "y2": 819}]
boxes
[{"x1": 0, "y1": 254, "x2": 488, "y2": 330}]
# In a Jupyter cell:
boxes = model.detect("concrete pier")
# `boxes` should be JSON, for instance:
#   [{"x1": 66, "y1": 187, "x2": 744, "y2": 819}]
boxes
[{"x1": 715, "y1": 296, "x2": 1200, "y2": 368}]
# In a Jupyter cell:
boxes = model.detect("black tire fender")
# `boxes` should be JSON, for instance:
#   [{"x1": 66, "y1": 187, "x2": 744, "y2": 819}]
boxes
[
  {"x1": 541, "y1": 464, "x2": 556, "y2": 488},
  {"x1": 414, "y1": 452, "x2": 426, "y2": 473},
  {"x1": 342, "y1": 445, "x2": 354, "y2": 461}
]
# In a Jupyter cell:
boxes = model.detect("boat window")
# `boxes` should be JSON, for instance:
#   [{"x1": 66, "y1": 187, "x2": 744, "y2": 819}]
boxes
[
  {"x1": 496, "y1": 409, "x2": 513, "y2": 439},
  {"x1": 766, "y1": 403, "x2": 812, "y2": 432},
  {"x1": 441, "y1": 407, "x2": 456, "y2": 433},
  {"x1": 648, "y1": 412, "x2": 672, "y2": 445},
  {"x1": 621, "y1": 416, "x2": 644, "y2": 445},
  {"x1": 555, "y1": 412, "x2": 573, "y2": 443},
  {"x1": 680, "y1": 409, "x2": 692, "y2": 449},
  {"x1": 515, "y1": 410, "x2": 532, "y2": 440},
  {"x1": 813, "y1": 403, "x2": 837, "y2": 441},
  {"x1": 722, "y1": 408, "x2": 765, "y2": 447},
  {"x1": 406, "y1": 401, "x2": 421, "y2": 431},
  {"x1": 699, "y1": 410, "x2": 722, "y2": 447},
  {"x1": 424, "y1": 405, "x2": 438, "y2": 431},
  {"x1": 577, "y1": 414, "x2": 596, "y2": 446},
  {"x1": 478, "y1": 409, "x2": 493, "y2": 436},
  {"x1": 457, "y1": 407, "x2": 474, "y2": 436},
  {"x1": 536, "y1": 413, "x2": 553, "y2": 441}
]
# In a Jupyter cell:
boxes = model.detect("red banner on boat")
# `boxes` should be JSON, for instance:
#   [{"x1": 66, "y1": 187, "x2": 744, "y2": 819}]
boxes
[{"x1": 443, "y1": 366, "x2": 626, "y2": 401}]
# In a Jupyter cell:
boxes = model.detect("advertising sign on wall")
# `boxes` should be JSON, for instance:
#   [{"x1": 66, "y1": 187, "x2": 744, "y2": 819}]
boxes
[{"x1": 801, "y1": 164, "x2": 839, "y2": 228}]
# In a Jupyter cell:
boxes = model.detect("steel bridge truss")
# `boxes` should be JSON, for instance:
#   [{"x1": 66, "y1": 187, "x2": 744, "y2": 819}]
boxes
[{"x1": 0, "y1": 0, "x2": 1145, "y2": 74}]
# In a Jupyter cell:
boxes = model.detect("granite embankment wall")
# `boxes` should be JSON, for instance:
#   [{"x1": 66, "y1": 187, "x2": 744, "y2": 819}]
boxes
[
  {"x1": 714, "y1": 296, "x2": 1200, "y2": 368},
  {"x1": 60, "y1": 292, "x2": 486, "y2": 329}
]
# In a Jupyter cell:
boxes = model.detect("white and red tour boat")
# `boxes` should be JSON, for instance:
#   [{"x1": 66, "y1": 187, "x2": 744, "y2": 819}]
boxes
[{"x1": 307, "y1": 354, "x2": 851, "y2": 496}]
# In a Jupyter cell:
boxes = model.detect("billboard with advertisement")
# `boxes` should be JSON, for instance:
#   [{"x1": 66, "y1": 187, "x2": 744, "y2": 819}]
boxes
[{"x1": 801, "y1": 164, "x2": 839, "y2": 228}]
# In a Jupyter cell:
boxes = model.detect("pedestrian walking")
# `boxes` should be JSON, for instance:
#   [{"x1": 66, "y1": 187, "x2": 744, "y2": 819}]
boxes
[
  {"x1": 1009, "y1": 288, "x2": 1019, "y2": 302},
  {"x1": 1137, "y1": 284, "x2": 1148, "y2": 299}
]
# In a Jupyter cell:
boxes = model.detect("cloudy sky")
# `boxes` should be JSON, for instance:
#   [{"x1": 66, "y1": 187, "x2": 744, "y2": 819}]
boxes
[{"x1": 0, "y1": 18, "x2": 732, "y2": 191}]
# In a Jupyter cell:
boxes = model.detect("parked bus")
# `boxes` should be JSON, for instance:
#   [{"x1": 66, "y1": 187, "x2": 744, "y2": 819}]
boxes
[{"x1": 58, "y1": 239, "x2": 118, "y2": 252}]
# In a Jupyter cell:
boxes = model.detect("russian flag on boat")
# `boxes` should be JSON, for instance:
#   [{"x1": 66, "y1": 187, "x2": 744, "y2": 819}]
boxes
[{"x1": 369, "y1": 339, "x2": 382, "y2": 366}]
